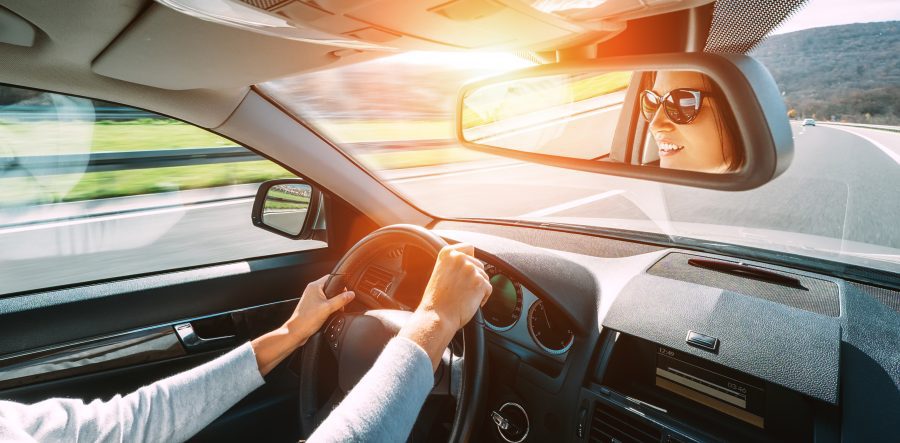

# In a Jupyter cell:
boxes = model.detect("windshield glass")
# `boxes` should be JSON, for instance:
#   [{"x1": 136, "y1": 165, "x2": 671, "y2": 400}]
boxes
[{"x1": 260, "y1": 3, "x2": 900, "y2": 274}]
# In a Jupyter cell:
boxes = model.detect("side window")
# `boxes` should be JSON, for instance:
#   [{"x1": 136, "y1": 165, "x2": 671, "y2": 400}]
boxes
[{"x1": 0, "y1": 84, "x2": 325, "y2": 296}]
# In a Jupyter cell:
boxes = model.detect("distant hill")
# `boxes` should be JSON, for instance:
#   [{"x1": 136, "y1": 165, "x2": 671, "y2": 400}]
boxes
[{"x1": 750, "y1": 21, "x2": 899, "y2": 124}]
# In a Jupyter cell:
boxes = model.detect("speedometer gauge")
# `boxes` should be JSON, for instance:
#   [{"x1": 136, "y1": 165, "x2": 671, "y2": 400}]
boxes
[
  {"x1": 527, "y1": 300, "x2": 574, "y2": 354},
  {"x1": 482, "y1": 264, "x2": 522, "y2": 331}
]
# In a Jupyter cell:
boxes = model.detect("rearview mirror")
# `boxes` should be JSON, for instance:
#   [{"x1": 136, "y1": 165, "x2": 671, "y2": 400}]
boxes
[
  {"x1": 251, "y1": 179, "x2": 320, "y2": 239},
  {"x1": 456, "y1": 53, "x2": 793, "y2": 190}
]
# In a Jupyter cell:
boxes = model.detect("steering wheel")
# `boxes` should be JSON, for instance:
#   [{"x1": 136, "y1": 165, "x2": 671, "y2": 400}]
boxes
[{"x1": 298, "y1": 224, "x2": 486, "y2": 442}]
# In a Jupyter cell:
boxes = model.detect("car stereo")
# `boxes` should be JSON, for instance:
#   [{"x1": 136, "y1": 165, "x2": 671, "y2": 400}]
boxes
[
  {"x1": 585, "y1": 332, "x2": 815, "y2": 442},
  {"x1": 655, "y1": 344, "x2": 765, "y2": 428}
]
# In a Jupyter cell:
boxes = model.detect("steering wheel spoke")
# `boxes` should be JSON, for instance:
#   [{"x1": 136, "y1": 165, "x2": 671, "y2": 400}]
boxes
[{"x1": 431, "y1": 339, "x2": 464, "y2": 399}]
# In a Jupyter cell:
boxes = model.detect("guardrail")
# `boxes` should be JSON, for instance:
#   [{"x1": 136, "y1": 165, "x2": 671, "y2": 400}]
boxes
[
  {"x1": 1, "y1": 106, "x2": 160, "y2": 121},
  {"x1": 0, "y1": 147, "x2": 259, "y2": 177},
  {"x1": 817, "y1": 122, "x2": 900, "y2": 133}
]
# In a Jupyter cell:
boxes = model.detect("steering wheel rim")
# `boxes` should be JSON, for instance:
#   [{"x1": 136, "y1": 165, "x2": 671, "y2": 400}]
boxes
[{"x1": 298, "y1": 224, "x2": 486, "y2": 442}]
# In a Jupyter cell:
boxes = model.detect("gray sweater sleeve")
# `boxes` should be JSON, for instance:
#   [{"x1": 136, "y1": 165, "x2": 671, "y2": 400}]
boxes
[
  {"x1": 0, "y1": 342, "x2": 264, "y2": 443},
  {"x1": 308, "y1": 336, "x2": 435, "y2": 443}
]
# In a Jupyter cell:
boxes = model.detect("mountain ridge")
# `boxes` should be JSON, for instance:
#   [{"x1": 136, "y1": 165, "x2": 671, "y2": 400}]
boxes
[{"x1": 750, "y1": 21, "x2": 899, "y2": 124}]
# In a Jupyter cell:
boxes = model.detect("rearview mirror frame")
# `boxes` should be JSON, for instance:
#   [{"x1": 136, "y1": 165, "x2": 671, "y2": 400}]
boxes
[
  {"x1": 251, "y1": 179, "x2": 322, "y2": 240},
  {"x1": 455, "y1": 52, "x2": 793, "y2": 191}
]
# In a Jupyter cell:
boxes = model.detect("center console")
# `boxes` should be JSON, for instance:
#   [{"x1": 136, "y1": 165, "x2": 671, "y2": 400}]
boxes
[{"x1": 576, "y1": 331, "x2": 821, "y2": 442}]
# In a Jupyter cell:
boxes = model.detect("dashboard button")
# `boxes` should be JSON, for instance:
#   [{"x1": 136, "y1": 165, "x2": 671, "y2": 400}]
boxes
[{"x1": 686, "y1": 330, "x2": 719, "y2": 353}]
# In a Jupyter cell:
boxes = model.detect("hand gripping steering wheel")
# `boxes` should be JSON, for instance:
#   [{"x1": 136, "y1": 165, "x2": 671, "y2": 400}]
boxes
[{"x1": 298, "y1": 224, "x2": 486, "y2": 442}]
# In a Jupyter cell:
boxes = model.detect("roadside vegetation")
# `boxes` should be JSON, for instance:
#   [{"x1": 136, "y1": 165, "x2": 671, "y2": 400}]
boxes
[{"x1": 460, "y1": 71, "x2": 631, "y2": 129}]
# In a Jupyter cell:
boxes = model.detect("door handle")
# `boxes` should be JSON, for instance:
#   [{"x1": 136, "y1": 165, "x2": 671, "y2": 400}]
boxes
[{"x1": 174, "y1": 323, "x2": 235, "y2": 352}]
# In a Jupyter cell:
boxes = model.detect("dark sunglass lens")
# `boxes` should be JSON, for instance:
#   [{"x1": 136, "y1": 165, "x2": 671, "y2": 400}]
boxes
[
  {"x1": 640, "y1": 91, "x2": 660, "y2": 121},
  {"x1": 666, "y1": 90, "x2": 701, "y2": 123}
]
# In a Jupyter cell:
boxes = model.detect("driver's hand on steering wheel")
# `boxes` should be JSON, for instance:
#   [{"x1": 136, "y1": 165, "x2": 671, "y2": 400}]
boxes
[
  {"x1": 251, "y1": 275, "x2": 354, "y2": 375},
  {"x1": 286, "y1": 275, "x2": 356, "y2": 346},
  {"x1": 400, "y1": 243, "x2": 492, "y2": 370}
]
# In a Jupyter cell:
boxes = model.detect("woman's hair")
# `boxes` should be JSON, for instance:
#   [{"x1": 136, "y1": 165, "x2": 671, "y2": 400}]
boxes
[{"x1": 644, "y1": 71, "x2": 744, "y2": 172}]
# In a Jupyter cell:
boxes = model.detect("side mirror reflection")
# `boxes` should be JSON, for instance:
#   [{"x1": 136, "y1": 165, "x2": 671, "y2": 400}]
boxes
[{"x1": 251, "y1": 180, "x2": 317, "y2": 239}]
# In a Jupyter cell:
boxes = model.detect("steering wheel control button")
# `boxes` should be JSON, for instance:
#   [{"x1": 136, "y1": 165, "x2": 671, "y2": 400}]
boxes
[
  {"x1": 686, "y1": 330, "x2": 719, "y2": 353},
  {"x1": 491, "y1": 402, "x2": 529, "y2": 443},
  {"x1": 325, "y1": 316, "x2": 347, "y2": 352}
]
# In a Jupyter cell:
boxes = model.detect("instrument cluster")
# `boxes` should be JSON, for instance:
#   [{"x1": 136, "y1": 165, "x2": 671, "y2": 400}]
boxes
[{"x1": 483, "y1": 263, "x2": 574, "y2": 356}]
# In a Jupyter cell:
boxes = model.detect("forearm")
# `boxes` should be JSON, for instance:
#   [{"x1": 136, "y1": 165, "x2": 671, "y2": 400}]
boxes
[
  {"x1": 252, "y1": 323, "x2": 310, "y2": 376},
  {"x1": 0, "y1": 343, "x2": 265, "y2": 443},
  {"x1": 398, "y1": 309, "x2": 456, "y2": 371}
]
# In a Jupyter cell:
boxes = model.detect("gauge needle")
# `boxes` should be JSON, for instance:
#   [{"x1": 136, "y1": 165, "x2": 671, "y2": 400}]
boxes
[{"x1": 543, "y1": 307, "x2": 552, "y2": 329}]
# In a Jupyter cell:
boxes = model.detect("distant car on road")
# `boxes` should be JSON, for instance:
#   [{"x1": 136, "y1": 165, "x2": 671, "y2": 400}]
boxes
[{"x1": 802, "y1": 118, "x2": 816, "y2": 126}]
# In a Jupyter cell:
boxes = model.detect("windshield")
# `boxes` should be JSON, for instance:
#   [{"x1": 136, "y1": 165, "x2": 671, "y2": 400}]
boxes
[{"x1": 260, "y1": 4, "x2": 900, "y2": 274}]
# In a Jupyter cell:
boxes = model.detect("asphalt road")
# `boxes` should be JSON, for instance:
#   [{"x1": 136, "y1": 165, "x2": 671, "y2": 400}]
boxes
[
  {"x1": 395, "y1": 123, "x2": 900, "y2": 248},
  {"x1": 1, "y1": 123, "x2": 898, "y2": 294}
]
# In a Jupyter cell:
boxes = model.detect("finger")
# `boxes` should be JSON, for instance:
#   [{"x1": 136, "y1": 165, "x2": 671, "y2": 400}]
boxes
[
  {"x1": 462, "y1": 254, "x2": 485, "y2": 269},
  {"x1": 474, "y1": 265, "x2": 489, "y2": 282},
  {"x1": 445, "y1": 242, "x2": 475, "y2": 257},
  {"x1": 480, "y1": 280, "x2": 492, "y2": 306},
  {"x1": 327, "y1": 291, "x2": 355, "y2": 312},
  {"x1": 310, "y1": 274, "x2": 330, "y2": 289}
]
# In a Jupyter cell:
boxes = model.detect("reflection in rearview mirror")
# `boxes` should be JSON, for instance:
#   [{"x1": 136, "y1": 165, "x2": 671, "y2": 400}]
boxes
[
  {"x1": 460, "y1": 70, "x2": 743, "y2": 174},
  {"x1": 261, "y1": 183, "x2": 311, "y2": 236}
]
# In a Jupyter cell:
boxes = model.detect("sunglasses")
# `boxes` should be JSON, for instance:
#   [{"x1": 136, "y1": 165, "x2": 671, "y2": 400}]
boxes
[{"x1": 640, "y1": 89, "x2": 705, "y2": 124}]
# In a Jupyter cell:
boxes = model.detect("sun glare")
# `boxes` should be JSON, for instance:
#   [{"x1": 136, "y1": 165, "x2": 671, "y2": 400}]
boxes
[{"x1": 388, "y1": 50, "x2": 537, "y2": 72}]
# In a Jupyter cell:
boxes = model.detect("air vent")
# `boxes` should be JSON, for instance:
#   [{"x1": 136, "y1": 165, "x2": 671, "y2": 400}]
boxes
[
  {"x1": 357, "y1": 265, "x2": 393, "y2": 297},
  {"x1": 590, "y1": 401, "x2": 661, "y2": 443},
  {"x1": 647, "y1": 253, "x2": 840, "y2": 317}
]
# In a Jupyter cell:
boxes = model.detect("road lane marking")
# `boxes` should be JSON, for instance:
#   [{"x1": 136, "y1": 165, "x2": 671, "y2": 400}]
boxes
[
  {"x1": 518, "y1": 190, "x2": 624, "y2": 218},
  {"x1": 823, "y1": 124, "x2": 900, "y2": 166},
  {"x1": 0, "y1": 199, "x2": 251, "y2": 235}
]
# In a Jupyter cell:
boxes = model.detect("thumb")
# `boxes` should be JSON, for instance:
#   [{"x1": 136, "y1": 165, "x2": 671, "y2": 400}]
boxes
[{"x1": 327, "y1": 290, "x2": 355, "y2": 312}]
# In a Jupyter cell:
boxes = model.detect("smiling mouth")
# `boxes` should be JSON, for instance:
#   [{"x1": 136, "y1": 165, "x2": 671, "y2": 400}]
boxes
[{"x1": 658, "y1": 141, "x2": 684, "y2": 157}]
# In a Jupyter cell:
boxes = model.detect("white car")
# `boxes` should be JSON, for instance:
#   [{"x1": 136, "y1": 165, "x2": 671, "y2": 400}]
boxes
[{"x1": 803, "y1": 118, "x2": 817, "y2": 126}]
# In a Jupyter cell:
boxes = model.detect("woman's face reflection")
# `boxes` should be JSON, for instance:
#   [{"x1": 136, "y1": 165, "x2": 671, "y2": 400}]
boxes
[{"x1": 647, "y1": 71, "x2": 734, "y2": 173}]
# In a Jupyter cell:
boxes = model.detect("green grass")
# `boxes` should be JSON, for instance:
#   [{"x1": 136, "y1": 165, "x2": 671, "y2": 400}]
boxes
[
  {"x1": 1, "y1": 119, "x2": 235, "y2": 155},
  {"x1": 264, "y1": 187, "x2": 311, "y2": 210},
  {"x1": 1, "y1": 161, "x2": 294, "y2": 205},
  {"x1": 0, "y1": 118, "x2": 492, "y2": 205}
]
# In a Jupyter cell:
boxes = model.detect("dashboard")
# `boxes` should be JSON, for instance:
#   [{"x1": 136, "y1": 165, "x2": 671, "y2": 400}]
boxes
[{"x1": 426, "y1": 221, "x2": 900, "y2": 443}]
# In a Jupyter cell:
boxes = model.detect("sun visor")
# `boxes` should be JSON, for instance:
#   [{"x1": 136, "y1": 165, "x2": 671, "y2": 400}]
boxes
[{"x1": 92, "y1": 3, "x2": 384, "y2": 90}]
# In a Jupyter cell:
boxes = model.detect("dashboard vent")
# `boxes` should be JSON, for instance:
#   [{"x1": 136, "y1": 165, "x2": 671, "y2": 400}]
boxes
[
  {"x1": 357, "y1": 265, "x2": 393, "y2": 297},
  {"x1": 590, "y1": 401, "x2": 661, "y2": 443},
  {"x1": 648, "y1": 253, "x2": 840, "y2": 317}
]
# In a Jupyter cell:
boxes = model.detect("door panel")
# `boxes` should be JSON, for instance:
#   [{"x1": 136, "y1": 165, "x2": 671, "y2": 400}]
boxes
[
  {"x1": 0, "y1": 250, "x2": 334, "y2": 356},
  {"x1": 0, "y1": 249, "x2": 338, "y2": 442}
]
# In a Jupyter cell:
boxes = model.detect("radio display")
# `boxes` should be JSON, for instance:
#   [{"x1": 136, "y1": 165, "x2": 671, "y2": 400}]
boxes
[{"x1": 655, "y1": 345, "x2": 766, "y2": 428}]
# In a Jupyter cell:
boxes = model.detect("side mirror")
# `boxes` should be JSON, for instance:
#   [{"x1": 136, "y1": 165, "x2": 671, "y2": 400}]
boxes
[
  {"x1": 251, "y1": 179, "x2": 321, "y2": 239},
  {"x1": 456, "y1": 52, "x2": 793, "y2": 191}
]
